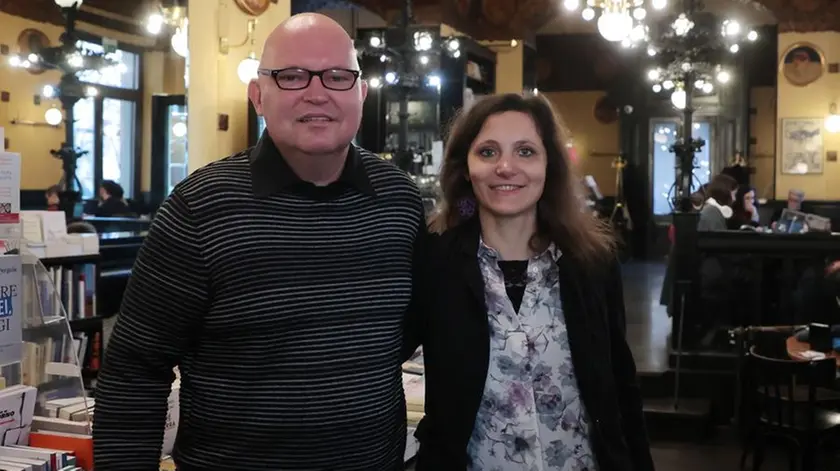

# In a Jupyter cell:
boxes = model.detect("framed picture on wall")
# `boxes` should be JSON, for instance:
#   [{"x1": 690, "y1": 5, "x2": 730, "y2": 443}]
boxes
[
  {"x1": 780, "y1": 118, "x2": 823, "y2": 175},
  {"x1": 780, "y1": 43, "x2": 825, "y2": 87}
]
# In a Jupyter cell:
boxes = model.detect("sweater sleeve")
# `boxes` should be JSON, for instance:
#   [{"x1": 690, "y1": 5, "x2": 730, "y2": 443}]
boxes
[{"x1": 93, "y1": 189, "x2": 209, "y2": 471}]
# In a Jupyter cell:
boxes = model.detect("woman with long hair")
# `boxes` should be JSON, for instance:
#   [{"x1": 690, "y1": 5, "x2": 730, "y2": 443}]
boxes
[
  {"x1": 727, "y1": 185, "x2": 759, "y2": 230},
  {"x1": 406, "y1": 93, "x2": 653, "y2": 470}
]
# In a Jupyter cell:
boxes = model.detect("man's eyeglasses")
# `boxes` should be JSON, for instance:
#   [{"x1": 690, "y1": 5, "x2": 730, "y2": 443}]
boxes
[{"x1": 257, "y1": 68, "x2": 361, "y2": 91}]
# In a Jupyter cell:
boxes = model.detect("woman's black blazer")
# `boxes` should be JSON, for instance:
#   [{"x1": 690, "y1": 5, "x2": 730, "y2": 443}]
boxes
[{"x1": 404, "y1": 220, "x2": 655, "y2": 471}]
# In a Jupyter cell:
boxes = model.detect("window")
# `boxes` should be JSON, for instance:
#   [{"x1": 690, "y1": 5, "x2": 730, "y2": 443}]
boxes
[
  {"x1": 70, "y1": 39, "x2": 141, "y2": 200},
  {"x1": 651, "y1": 119, "x2": 712, "y2": 216}
]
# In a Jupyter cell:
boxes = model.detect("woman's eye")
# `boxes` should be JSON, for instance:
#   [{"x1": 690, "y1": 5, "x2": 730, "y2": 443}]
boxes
[
  {"x1": 477, "y1": 148, "x2": 496, "y2": 158},
  {"x1": 518, "y1": 147, "x2": 536, "y2": 157}
]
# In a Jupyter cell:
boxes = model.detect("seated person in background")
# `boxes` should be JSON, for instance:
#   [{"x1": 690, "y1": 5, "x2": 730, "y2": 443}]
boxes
[
  {"x1": 698, "y1": 173, "x2": 737, "y2": 231},
  {"x1": 770, "y1": 189, "x2": 804, "y2": 224},
  {"x1": 45, "y1": 185, "x2": 60, "y2": 211},
  {"x1": 90, "y1": 180, "x2": 131, "y2": 217},
  {"x1": 727, "y1": 185, "x2": 759, "y2": 230}
]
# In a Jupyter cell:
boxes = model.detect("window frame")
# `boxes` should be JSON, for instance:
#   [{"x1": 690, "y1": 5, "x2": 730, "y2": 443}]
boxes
[{"x1": 68, "y1": 32, "x2": 144, "y2": 201}]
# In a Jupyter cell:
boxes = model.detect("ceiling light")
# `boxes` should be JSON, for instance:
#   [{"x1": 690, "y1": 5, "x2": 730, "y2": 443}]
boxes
[
  {"x1": 563, "y1": 0, "x2": 580, "y2": 10},
  {"x1": 582, "y1": 8, "x2": 595, "y2": 21},
  {"x1": 171, "y1": 22, "x2": 189, "y2": 58},
  {"x1": 598, "y1": 11, "x2": 633, "y2": 42},
  {"x1": 671, "y1": 89, "x2": 686, "y2": 109},
  {"x1": 369, "y1": 77, "x2": 382, "y2": 88},
  {"x1": 146, "y1": 13, "x2": 164, "y2": 35},
  {"x1": 54, "y1": 0, "x2": 83, "y2": 8}
]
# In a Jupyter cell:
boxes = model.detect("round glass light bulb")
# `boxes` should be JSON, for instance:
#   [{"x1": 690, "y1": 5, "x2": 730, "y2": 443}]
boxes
[
  {"x1": 825, "y1": 114, "x2": 840, "y2": 134},
  {"x1": 671, "y1": 90, "x2": 686, "y2": 110},
  {"x1": 45, "y1": 108, "x2": 63, "y2": 126},
  {"x1": 237, "y1": 56, "x2": 259, "y2": 84},
  {"x1": 563, "y1": 0, "x2": 580, "y2": 10},
  {"x1": 172, "y1": 122, "x2": 187, "y2": 138},
  {"x1": 597, "y1": 11, "x2": 633, "y2": 42},
  {"x1": 651, "y1": 0, "x2": 667, "y2": 9},
  {"x1": 171, "y1": 27, "x2": 189, "y2": 58},
  {"x1": 55, "y1": 0, "x2": 82, "y2": 8},
  {"x1": 581, "y1": 8, "x2": 595, "y2": 21}
]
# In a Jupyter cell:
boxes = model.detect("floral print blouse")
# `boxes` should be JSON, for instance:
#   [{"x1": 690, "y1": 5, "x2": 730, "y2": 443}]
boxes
[{"x1": 466, "y1": 240, "x2": 598, "y2": 471}]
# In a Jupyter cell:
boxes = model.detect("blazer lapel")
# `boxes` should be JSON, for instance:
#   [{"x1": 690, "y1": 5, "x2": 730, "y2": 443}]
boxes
[
  {"x1": 453, "y1": 218, "x2": 487, "y2": 311},
  {"x1": 556, "y1": 256, "x2": 599, "y2": 383}
]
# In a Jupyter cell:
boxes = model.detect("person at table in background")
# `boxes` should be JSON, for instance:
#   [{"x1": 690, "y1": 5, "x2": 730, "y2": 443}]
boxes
[
  {"x1": 727, "y1": 185, "x2": 759, "y2": 230},
  {"x1": 697, "y1": 173, "x2": 738, "y2": 232},
  {"x1": 45, "y1": 185, "x2": 60, "y2": 211},
  {"x1": 406, "y1": 93, "x2": 654, "y2": 471},
  {"x1": 94, "y1": 13, "x2": 425, "y2": 471},
  {"x1": 770, "y1": 189, "x2": 805, "y2": 224},
  {"x1": 89, "y1": 180, "x2": 131, "y2": 217}
]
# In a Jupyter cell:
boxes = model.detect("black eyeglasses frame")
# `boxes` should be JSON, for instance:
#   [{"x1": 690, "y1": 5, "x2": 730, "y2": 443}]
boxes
[{"x1": 256, "y1": 67, "x2": 362, "y2": 91}]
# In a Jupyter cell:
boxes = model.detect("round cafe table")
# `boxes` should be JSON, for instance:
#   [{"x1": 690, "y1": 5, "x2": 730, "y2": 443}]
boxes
[{"x1": 786, "y1": 335, "x2": 840, "y2": 367}]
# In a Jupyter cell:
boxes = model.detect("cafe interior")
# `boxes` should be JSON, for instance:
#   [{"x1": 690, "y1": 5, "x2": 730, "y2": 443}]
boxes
[{"x1": 2, "y1": 0, "x2": 840, "y2": 469}]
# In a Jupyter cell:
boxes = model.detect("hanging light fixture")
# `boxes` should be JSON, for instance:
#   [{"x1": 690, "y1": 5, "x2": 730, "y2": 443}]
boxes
[
  {"x1": 355, "y1": 29, "x2": 461, "y2": 91},
  {"x1": 563, "y1": 0, "x2": 667, "y2": 43},
  {"x1": 144, "y1": 2, "x2": 188, "y2": 58}
]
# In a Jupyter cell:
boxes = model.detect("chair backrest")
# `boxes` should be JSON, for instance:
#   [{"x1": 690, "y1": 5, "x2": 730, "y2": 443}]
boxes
[{"x1": 747, "y1": 345, "x2": 836, "y2": 430}]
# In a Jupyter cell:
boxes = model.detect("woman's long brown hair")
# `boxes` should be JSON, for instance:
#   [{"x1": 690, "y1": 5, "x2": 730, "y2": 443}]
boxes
[{"x1": 429, "y1": 93, "x2": 616, "y2": 266}]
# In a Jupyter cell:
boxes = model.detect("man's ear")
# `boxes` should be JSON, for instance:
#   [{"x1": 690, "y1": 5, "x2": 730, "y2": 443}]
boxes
[
  {"x1": 360, "y1": 78, "x2": 368, "y2": 102},
  {"x1": 248, "y1": 80, "x2": 263, "y2": 115}
]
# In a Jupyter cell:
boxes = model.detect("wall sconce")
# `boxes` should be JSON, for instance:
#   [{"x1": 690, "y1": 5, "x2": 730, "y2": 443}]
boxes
[
  {"x1": 220, "y1": 18, "x2": 259, "y2": 84},
  {"x1": 826, "y1": 103, "x2": 840, "y2": 134}
]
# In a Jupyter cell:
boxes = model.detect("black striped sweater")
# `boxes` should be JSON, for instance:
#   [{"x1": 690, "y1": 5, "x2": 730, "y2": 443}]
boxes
[{"x1": 92, "y1": 140, "x2": 424, "y2": 470}]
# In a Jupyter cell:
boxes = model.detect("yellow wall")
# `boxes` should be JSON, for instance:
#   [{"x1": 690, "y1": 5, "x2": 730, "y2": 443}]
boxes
[
  {"x1": 491, "y1": 43, "x2": 523, "y2": 94},
  {"x1": 750, "y1": 86, "x2": 776, "y2": 199},
  {"x1": 775, "y1": 32, "x2": 840, "y2": 200},
  {"x1": 544, "y1": 91, "x2": 619, "y2": 195},
  {"x1": 0, "y1": 11, "x2": 180, "y2": 192},
  {"x1": 187, "y1": 0, "x2": 291, "y2": 172},
  {"x1": 140, "y1": 51, "x2": 186, "y2": 192},
  {"x1": 0, "y1": 12, "x2": 65, "y2": 190}
]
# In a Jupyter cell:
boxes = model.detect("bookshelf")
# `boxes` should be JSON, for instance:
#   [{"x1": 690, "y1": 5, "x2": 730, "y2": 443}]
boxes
[
  {"x1": 11, "y1": 251, "x2": 94, "y2": 468},
  {"x1": 39, "y1": 255, "x2": 103, "y2": 392}
]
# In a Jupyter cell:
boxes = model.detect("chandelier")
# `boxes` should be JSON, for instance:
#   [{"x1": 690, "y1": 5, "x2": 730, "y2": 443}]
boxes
[
  {"x1": 356, "y1": 28, "x2": 461, "y2": 90},
  {"x1": 644, "y1": 11, "x2": 758, "y2": 109},
  {"x1": 562, "y1": 0, "x2": 668, "y2": 43},
  {"x1": 5, "y1": 0, "x2": 123, "y2": 125},
  {"x1": 145, "y1": 2, "x2": 188, "y2": 58}
]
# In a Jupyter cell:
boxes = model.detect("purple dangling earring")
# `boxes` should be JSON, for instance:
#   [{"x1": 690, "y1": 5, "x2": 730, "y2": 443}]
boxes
[{"x1": 457, "y1": 197, "x2": 476, "y2": 218}]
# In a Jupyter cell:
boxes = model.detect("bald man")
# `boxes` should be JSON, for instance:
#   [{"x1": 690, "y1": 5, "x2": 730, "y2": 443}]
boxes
[{"x1": 93, "y1": 14, "x2": 425, "y2": 471}]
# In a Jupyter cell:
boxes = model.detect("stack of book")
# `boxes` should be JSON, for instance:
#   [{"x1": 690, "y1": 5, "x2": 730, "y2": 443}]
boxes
[{"x1": 0, "y1": 384, "x2": 85, "y2": 469}]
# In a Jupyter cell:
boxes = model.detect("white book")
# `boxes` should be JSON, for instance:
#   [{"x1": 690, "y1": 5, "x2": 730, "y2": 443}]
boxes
[
  {"x1": 0, "y1": 459, "x2": 30, "y2": 470},
  {"x1": 0, "y1": 385, "x2": 37, "y2": 446},
  {"x1": 0, "y1": 445, "x2": 56, "y2": 471}
]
